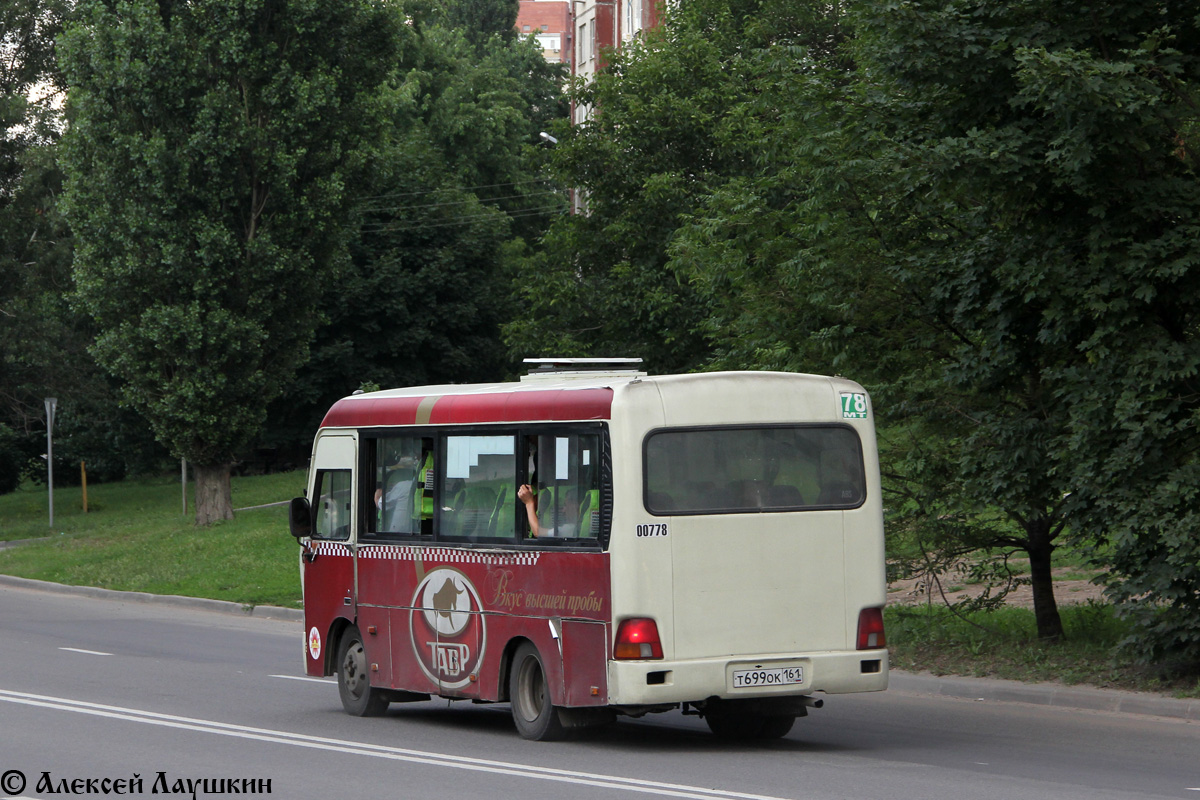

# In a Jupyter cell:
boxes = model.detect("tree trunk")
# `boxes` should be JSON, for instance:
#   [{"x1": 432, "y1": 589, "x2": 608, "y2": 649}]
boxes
[
  {"x1": 193, "y1": 463, "x2": 234, "y2": 526},
  {"x1": 1026, "y1": 522, "x2": 1064, "y2": 641}
]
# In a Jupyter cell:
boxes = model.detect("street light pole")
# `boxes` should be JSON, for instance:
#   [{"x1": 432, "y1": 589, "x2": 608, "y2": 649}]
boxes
[{"x1": 45, "y1": 397, "x2": 57, "y2": 529}]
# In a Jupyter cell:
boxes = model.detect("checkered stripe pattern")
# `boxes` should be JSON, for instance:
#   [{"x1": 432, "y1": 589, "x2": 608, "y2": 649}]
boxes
[
  {"x1": 309, "y1": 541, "x2": 352, "y2": 557},
  {"x1": 358, "y1": 545, "x2": 540, "y2": 567}
]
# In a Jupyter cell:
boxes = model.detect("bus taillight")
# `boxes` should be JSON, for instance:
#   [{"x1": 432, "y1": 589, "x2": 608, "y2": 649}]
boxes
[
  {"x1": 857, "y1": 607, "x2": 886, "y2": 650},
  {"x1": 614, "y1": 618, "x2": 664, "y2": 660}
]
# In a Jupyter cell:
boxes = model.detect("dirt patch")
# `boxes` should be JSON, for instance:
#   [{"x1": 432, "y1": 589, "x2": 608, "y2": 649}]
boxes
[{"x1": 888, "y1": 567, "x2": 1106, "y2": 609}]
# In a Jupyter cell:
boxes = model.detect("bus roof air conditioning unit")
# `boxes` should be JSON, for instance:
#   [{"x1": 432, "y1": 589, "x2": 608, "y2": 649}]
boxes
[{"x1": 520, "y1": 358, "x2": 646, "y2": 381}]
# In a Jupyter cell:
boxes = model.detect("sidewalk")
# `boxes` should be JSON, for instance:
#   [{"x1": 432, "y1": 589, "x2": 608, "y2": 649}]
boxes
[{"x1": 3, "y1": 572, "x2": 1198, "y2": 722}]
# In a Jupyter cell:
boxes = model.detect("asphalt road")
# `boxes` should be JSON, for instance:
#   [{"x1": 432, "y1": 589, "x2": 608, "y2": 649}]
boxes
[{"x1": 0, "y1": 584, "x2": 1197, "y2": 800}]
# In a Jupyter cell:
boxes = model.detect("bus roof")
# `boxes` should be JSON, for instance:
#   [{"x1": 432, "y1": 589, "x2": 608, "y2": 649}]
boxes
[
  {"x1": 319, "y1": 376, "x2": 621, "y2": 429},
  {"x1": 318, "y1": 371, "x2": 858, "y2": 429}
]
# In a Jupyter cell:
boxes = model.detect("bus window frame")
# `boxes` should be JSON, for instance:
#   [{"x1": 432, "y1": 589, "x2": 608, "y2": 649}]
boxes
[
  {"x1": 359, "y1": 431, "x2": 435, "y2": 543},
  {"x1": 517, "y1": 423, "x2": 610, "y2": 549},
  {"x1": 437, "y1": 428, "x2": 523, "y2": 547},
  {"x1": 354, "y1": 423, "x2": 612, "y2": 551},
  {"x1": 311, "y1": 468, "x2": 353, "y2": 542},
  {"x1": 641, "y1": 422, "x2": 868, "y2": 517}
]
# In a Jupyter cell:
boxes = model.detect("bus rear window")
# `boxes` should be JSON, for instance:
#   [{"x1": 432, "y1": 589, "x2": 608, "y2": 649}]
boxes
[{"x1": 644, "y1": 425, "x2": 865, "y2": 515}]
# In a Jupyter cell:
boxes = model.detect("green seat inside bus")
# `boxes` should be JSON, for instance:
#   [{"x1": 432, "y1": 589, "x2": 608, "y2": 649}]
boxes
[{"x1": 489, "y1": 485, "x2": 514, "y2": 537}]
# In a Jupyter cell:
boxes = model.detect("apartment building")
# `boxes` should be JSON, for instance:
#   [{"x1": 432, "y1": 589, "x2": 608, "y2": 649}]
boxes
[
  {"x1": 518, "y1": 0, "x2": 662, "y2": 119},
  {"x1": 516, "y1": 1, "x2": 572, "y2": 65}
]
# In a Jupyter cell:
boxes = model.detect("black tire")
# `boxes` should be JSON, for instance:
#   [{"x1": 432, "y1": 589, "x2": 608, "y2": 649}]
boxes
[
  {"x1": 758, "y1": 715, "x2": 796, "y2": 739},
  {"x1": 705, "y1": 713, "x2": 767, "y2": 739},
  {"x1": 509, "y1": 642, "x2": 566, "y2": 741},
  {"x1": 336, "y1": 626, "x2": 390, "y2": 717}
]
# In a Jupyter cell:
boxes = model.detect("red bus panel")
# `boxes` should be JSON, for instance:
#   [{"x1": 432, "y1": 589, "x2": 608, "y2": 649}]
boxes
[
  {"x1": 352, "y1": 545, "x2": 611, "y2": 707},
  {"x1": 319, "y1": 388, "x2": 613, "y2": 429}
]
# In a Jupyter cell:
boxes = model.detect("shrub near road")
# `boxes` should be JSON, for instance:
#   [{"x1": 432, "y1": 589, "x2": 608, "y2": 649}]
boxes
[{"x1": 0, "y1": 471, "x2": 304, "y2": 608}]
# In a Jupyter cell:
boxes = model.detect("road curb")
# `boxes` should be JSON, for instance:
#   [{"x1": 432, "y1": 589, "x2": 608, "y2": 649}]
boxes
[
  {"x1": 0, "y1": 573, "x2": 304, "y2": 622},
  {"x1": 888, "y1": 670, "x2": 1200, "y2": 722}
]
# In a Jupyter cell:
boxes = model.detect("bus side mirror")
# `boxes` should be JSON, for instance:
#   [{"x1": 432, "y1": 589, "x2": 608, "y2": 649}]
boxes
[{"x1": 289, "y1": 497, "x2": 312, "y2": 540}]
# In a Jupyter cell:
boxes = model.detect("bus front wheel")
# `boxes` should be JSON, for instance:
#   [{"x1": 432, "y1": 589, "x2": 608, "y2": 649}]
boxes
[
  {"x1": 336, "y1": 626, "x2": 389, "y2": 717},
  {"x1": 509, "y1": 642, "x2": 566, "y2": 741}
]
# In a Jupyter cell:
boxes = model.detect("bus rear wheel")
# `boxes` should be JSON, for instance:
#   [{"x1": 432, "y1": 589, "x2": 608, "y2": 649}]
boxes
[
  {"x1": 336, "y1": 626, "x2": 389, "y2": 717},
  {"x1": 758, "y1": 715, "x2": 796, "y2": 739},
  {"x1": 509, "y1": 642, "x2": 566, "y2": 741},
  {"x1": 705, "y1": 713, "x2": 795, "y2": 740}
]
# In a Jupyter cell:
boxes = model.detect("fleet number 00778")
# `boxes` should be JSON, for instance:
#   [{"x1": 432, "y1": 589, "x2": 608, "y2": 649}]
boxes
[{"x1": 636, "y1": 523, "x2": 668, "y2": 537}]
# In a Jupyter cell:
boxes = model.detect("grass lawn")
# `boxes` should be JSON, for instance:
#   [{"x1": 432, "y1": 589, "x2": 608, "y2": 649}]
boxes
[
  {"x1": 0, "y1": 470, "x2": 306, "y2": 608},
  {"x1": 887, "y1": 603, "x2": 1200, "y2": 698}
]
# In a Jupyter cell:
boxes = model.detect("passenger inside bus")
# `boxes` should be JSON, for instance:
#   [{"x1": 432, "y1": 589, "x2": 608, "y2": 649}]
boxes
[
  {"x1": 518, "y1": 483, "x2": 581, "y2": 538},
  {"x1": 370, "y1": 438, "x2": 435, "y2": 535},
  {"x1": 375, "y1": 451, "x2": 420, "y2": 532},
  {"x1": 520, "y1": 482, "x2": 590, "y2": 537}
]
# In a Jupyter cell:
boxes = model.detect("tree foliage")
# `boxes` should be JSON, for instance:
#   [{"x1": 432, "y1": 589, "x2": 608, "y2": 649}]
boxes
[
  {"x1": 523, "y1": 0, "x2": 1200, "y2": 658},
  {"x1": 1, "y1": 0, "x2": 161, "y2": 491},
  {"x1": 60, "y1": 0, "x2": 403, "y2": 523},
  {"x1": 846, "y1": 0, "x2": 1200, "y2": 656},
  {"x1": 669, "y1": 0, "x2": 1200, "y2": 648},
  {"x1": 426, "y1": 0, "x2": 520, "y2": 51},
  {"x1": 263, "y1": 10, "x2": 570, "y2": 447},
  {"x1": 504, "y1": 0, "x2": 798, "y2": 372},
  {"x1": 1, "y1": 0, "x2": 68, "y2": 196},
  {"x1": 1, "y1": 0, "x2": 71, "y2": 441}
]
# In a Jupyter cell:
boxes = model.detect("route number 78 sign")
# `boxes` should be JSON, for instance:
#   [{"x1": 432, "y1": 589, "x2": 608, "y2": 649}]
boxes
[{"x1": 841, "y1": 392, "x2": 868, "y2": 419}]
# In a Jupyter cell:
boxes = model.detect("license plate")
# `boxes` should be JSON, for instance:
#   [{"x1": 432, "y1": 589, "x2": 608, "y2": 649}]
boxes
[{"x1": 731, "y1": 666, "x2": 804, "y2": 688}]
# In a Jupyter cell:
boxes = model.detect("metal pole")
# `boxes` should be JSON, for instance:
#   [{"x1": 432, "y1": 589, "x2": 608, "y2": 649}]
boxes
[
  {"x1": 45, "y1": 397, "x2": 57, "y2": 529},
  {"x1": 182, "y1": 458, "x2": 188, "y2": 516}
]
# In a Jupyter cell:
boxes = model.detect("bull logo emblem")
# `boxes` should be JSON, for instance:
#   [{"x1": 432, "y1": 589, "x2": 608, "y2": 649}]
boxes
[
  {"x1": 418, "y1": 570, "x2": 472, "y2": 637},
  {"x1": 411, "y1": 566, "x2": 487, "y2": 690},
  {"x1": 432, "y1": 578, "x2": 465, "y2": 623}
]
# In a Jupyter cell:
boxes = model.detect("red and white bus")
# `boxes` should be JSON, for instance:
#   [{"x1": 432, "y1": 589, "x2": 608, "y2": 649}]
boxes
[{"x1": 288, "y1": 360, "x2": 888, "y2": 740}]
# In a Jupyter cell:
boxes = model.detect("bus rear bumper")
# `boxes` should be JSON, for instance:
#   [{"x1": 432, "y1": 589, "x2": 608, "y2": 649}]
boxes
[{"x1": 607, "y1": 649, "x2": 889, "y2": 707}]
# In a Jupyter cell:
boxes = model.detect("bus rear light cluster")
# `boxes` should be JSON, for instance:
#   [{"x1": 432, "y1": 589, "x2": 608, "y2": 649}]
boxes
[
  {"x1": 857, "y1": 607, "x2": 886, "y2": 650},
  {"x1": 614, "y1": 618, "x2": 664, "y2": 660}
]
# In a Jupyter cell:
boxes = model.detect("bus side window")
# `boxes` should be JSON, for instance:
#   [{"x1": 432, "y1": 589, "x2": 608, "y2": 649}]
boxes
[
  {"x1": 529, "y1": 432, "x2": 601, "y2": 541},
  {"x1": 373, "y1": 436, "x2": 431, "y2": 538},
  {"x1": 314, "y1": 469, "x2": 352, "y2": 541},
  {"x1": 441, "y1": 434, "x2": 517, "y2": 542}
]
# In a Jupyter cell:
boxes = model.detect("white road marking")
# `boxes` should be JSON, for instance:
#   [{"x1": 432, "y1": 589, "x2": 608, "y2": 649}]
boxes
[
  {"x1": 58, "y1": 647, "x2": 112, "y2": 656},
  {"x1": 0, "y1": 689, "x2": 791, "y2": 800},
  {"x1": 269, "y1": 674, "x2": 333, "y2": 684}
]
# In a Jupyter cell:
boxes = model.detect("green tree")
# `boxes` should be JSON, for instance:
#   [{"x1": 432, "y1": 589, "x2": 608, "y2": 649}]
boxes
[
  {"x1": 504, "y1": 0, "x2": 793, "y2": 372},
  {"x1": 1, "y1": 0, "x2": 69, "y2": 419},
  {"x1": 60, "y1": 0, "x2": 403, "y2": 524},
  {"x1": 668, "y1": 0, "x2": 1200, "y2": 649},
  {"x1": 262, "y1": 10, "x2": 569, "y2": 447},
  {"x1": 427, "y1": 0, "x2": 519, "y2": 50},
  {"x1": 0, "y1": 0, "x2": 147, "y2": 491},
  {"x1": 844, "y1": 0, "x2": 1200, "y2": 653},
  {"x1": 1, "y1": 0, "x2": 69, "y2": 199}
]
